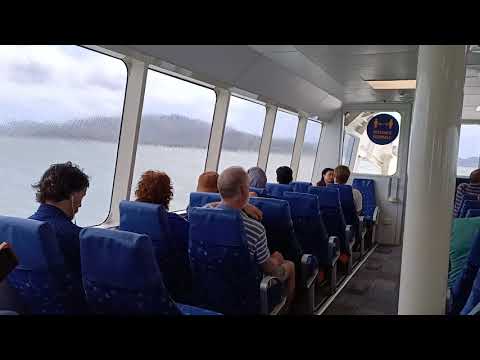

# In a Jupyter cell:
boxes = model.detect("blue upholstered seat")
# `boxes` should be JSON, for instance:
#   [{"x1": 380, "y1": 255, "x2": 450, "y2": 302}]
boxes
[
  {"x1": 119, "y1": 200, "x2": 191, "y2": 302},
  {"x1": 189, "y1": 192, "x2": 221, "y2": 209},
  {"x1": 0, "y1": 215, "x2": 87, "y2": 314},
  {"x1": 80, "y1": 227, "x2": 219, "y2": 315},
  {"x1": 352, "y1": 178, "x2": 378, "y2": 222},
  {"x1": 250, "y1": 187, "x2": 267, "y2": 196},
  {"x1": 290, "y1": 181, "x2": 312, "y2": 194},
  {"x1": 265, "y1": 183, "x2": 293, "y2": 198}
]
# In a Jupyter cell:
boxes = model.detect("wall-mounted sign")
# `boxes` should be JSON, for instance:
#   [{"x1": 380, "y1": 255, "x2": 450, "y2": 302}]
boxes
[{"x1": 366, "y1": 113, "x2": 399, "y2": 145}]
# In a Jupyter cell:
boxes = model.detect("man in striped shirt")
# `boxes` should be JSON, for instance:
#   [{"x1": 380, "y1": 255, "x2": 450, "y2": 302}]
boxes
[
  {"x1": 454, "y1": 169, "x2": 480, "y2": 218},
  {"x1": 212, "y1": 166, "x2": 296, "y2": 308}
]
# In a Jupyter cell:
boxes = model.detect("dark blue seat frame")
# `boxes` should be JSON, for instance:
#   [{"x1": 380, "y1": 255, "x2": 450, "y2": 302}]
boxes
[
  {"x1": 119, "y1": 200, "x2": 192, "y2": 303},
  {"x1": 0, "y1": 215, "x2": 87, "y2": 314},
  {"x1": 188, "y1": 207, "x2": 286, "y2": 315},
  {"x1": 80, "y1": 227, "x2": 219, "y2": 315},
  {"x1": 309, "y1": 186, "x2": 354, "y2": 273},
  {"x1": 282, "y1": 192, "x2": 340, "y2": 295}
]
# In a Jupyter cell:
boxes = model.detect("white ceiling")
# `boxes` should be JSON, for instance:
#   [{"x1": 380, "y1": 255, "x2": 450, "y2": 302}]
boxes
[{"x1": 98, "y1": 45, "x2": 480, "y2": 121}]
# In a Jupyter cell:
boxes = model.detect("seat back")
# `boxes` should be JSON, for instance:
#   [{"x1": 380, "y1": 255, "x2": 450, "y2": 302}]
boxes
[
  {"x1": 460, "y1": 200, "x2": 480, "y2": 218},
  {"x1": 352, "y1": 178, "x2": 377, "y2": 219},
  {"x1": 327, "y1": 184, "x2": 357, "y2": 226},
  {"x1": 0, "y1": 215, "x2": 86, "y2": 314},
  {"x1": 291, "y1": 181, "x2": 312, "y2": 194},
  {"x1": 248, "y1": 197, "x2": 303, "y2": 264},
  {"x1": 467, "y1": 209, "x2": 480, "y2": 218},
  {"x1": 80, "y1": 227, "x2": 181, "y2": 315},
  {"x1": 188, "y1": 207, "x2": 261, "y2": 315},
  {"x1": 282, "y1": 192, "x2": 333, "y2": 265},
  {"x1": 265, "y1": 183, "x2": 293, "y2": 198},
  {"x1": 119, "y1": 200, "x2": 191, "y2": 302},
  {"x1": 250, "y1": 187, "x2": 266, "y2": 196},
  {"x1": 189, "y1": 192, "x2": 221, "y2": 209}
]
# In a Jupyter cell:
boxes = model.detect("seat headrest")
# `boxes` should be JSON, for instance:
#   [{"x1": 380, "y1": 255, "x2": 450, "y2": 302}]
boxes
[
  {"x1": 282, "y1": 192, "x2": 319, "y2": 217},
  {"x1": 265, "y1": 183, "x2": 293, "y2": 197},
  {"x1": 119, "y1": 200, "x2": 169, "y2": 243},
  {"x1": 309, "y1": 186, "x2": 340, "y2": 208},
  {"x1": 290, "y1": 181, "x2": 312, "y2": 193},
  {"x1": 248, "y1": 197, "x2": 292, "y2": 226},
  {"x1": 352, "y1": 178, "x2": 375, "y2": 190},
  {"x1": 80, "y1": 228, "x2": 161, "y2": 290},
  {"x1": 249, "y1": 187, "x2": 266, "y2": 196},
  {"x1": 188, "y1": 207, "x2": 247, "y2": 247},
  {"x1": 0, "y1": 215, "x2": 64, "y2": 271},
  {"x1": 189, "y1": 192, "x2": 221, "y2": 209}
]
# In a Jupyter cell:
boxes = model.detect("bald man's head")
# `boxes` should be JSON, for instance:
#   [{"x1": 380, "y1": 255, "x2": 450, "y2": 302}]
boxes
[
  {"x1": 218, "y1": 166, "x2": 249, "y2": 207},
  {"x1": 471, "y1": 169, "x2": 480, "y2": 184}
]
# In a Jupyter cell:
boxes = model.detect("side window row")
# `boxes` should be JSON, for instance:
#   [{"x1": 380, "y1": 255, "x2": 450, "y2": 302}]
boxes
[{"x1": 0, "y1": 45, "x2": 323, "y2": 226}]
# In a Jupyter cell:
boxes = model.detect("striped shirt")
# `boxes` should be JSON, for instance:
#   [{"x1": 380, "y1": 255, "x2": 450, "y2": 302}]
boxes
[
  {"x1": 239, "y1": 211, "x2": 270, "y2": 265},
  {"x1": 453, "y1": 183, "x2": 480, "y2": 217}
]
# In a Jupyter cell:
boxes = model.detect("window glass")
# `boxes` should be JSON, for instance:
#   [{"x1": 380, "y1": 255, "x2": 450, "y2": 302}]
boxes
[
  {"x1": 457, "y1": 124, "x2": 480, "y2": 177},
  {"x1": 342, "y1": 111, "x2": 402, "y2": 176},
  {"x1": 218, "y1": 96, "x2": 265, "y2": 172},
  {"x1": 0, "y1": 45, "x2": 127, "y2": 226},
  {"x1": 266, "y1": 110, "x2": 298, "y2": 182},
  {"x1": 297, "y1": 120, "x2": 322, "y2": 181},
  {"x1": 132, "y1": 69, "x2": 216, "y2": 211}
]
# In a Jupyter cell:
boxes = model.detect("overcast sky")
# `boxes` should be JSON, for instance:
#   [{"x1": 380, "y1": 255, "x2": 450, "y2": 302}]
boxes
[{"x1": 0, "y1": 45, "x2": 475, "y2": 155}]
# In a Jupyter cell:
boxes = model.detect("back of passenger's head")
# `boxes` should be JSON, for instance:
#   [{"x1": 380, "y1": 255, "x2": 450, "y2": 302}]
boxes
[
  {"x1": 247, "y1": 166, "x2": 267, "y2": 188},
  {"x1": 276, "y1": 166, "x2": 293, "y2": 185},
  {"x1": 135, "y1": 170, "x2": 173, "y2": 210},
  {"x1": 196, "y1": 171, "x2": 219, "y2": 193},
  {"x1": 32, "y1": 162, "x2": 89, "y2": 203},
  {"x1": 334, "y1": 165, "x2": 351, "y2": 184},
  {"x1": 471, "y1": 169, "x2": 480, "y2": 184},
  {"x1": 218, "y1": 166, "x2": 249, "y2": 202}
]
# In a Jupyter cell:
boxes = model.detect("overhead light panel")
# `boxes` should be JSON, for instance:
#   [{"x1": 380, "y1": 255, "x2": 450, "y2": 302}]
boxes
[{"x1": 367, "y1": 80, "x2": 416, "y2": 90}]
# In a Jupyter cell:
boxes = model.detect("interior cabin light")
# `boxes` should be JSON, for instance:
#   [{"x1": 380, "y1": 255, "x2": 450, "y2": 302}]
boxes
[
  {"x1": 366, "y1": 80, "x2": 416, "y2": 90},
  {"x1": 476, "y1": 105, "x2": 480, "y2": 112}
]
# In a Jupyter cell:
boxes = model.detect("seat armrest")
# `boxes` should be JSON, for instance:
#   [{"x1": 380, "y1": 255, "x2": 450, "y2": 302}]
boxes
[
  {"x1": 345, "y1": 225, "x2": 354, "y2": 252},
  {"x1": 260, "y1": 276, "x2": 287, "y2": 315},
  {"x1": 328, "y1": 236, "x2": 340, "y2": 265},
  {"x1": 301, "y1": 254, "x2": 319, "y2": 289},
  {"x1": 373, "y1": 207, "x2": 380, "y2": 223}
]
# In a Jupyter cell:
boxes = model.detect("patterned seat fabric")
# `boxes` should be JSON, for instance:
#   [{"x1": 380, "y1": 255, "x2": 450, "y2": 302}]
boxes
[
  {"x1": 80, "y1": 227, "x2": 218, "y2": 315},
  {"x1": 265, "y1": 183, "x2": 294, "y2": 198},
  {"x1": 188, "y1": 207, "x2": 262, "y2": 315},
  {"x1": 0, "y1": 215, "x2": 87, "y2": 314},
  {"x1": 282, "y1": 192, "x2": 336, "y2": 266},
  {"x1": 119, "y1": 200, "x2": 191, "y2": 303}
]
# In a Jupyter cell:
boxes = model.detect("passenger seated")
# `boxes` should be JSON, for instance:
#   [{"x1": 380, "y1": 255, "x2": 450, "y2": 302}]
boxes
[
  {"x1": 454, "y1": 169, "x2": 480, "y2": 218},
  {"x1": 316, "y1": 168, "x2": 334, "y2": 187},
  {"x1": 276, "y1": 166, "x2": 293, "y2": 185},
  {"x1": 248, "y1": 167, "x2": 267, "y2": 189},
  {"x1": 333, "y1": 165, "x2": 362, "y2": 215},
  {"x1": 207, "y1": 166, "x2": 296, "y2": 308},
  {"x1": 29, "y1": 162, "x2": 89, "y2": 277},
  {"x1": 197, "y1": 170, "x2": 263, "y2": 221}
]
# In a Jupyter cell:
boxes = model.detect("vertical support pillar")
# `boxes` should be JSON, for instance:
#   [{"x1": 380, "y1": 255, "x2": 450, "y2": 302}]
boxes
[
  {"x1": 257, "y1": 105, "x2": 277, "y2": 170},
  {"x1": 205, "y1": 88, "x2": 230, "y2": 172},
  {"x1": 291, "y1": 114, "x2": 308, "y2": 180},
  {"x1": 398, "y1": 45, "x2": 467, "y2": 314},
  {"x1": 104, "y1": 58, "x2": 148, "y2": 226}
]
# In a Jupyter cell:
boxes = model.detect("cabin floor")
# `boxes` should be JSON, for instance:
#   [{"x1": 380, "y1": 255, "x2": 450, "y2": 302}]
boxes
[{"x1": 324, "y1": 244, "x2": 402, "y2": 315}]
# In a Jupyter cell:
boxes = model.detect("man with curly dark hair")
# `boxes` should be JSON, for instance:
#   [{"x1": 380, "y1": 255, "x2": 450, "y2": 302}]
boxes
[{"x1": 29, "y1": 161, "x2": 89, "y2": 275}]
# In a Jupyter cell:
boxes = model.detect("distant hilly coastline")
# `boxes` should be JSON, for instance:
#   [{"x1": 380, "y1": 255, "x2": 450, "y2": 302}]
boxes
[{"x1": 0, "y1": 114, "x2": 318, "y2": 154}]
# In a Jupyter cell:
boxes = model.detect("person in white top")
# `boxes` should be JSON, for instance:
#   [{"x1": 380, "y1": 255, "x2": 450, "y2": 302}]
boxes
[{"x1": 333, "y1": 165, "x2": 363, "y2": 215}]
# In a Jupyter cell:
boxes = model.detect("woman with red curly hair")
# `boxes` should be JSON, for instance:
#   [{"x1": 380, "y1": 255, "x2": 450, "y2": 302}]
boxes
[{"x1": 135, "y1": 170, "x2": 174, "y2": 210}]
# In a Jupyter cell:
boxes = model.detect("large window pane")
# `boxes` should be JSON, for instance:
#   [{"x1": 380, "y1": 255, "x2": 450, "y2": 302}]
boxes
[
  {"x1": 266, "y1": 110, "x2": 299, "y2": 182},
  {"x1": 218, "y1": 96, "x2": 265, "y2": 172},
  {"x1": 132, "y1": 69, "x2": 216, "y2": 211},
  {"x1": 0, "y1": 45, "x2": 127, "y2": 226},
  {"x1": 457, "y1": 124, "x2": 480, "y2": 176},
  {"x1": 297, "y1": 120, "x2": 322, "y2": 181},
  {"x1": 342, "y1": 111, "x2": 401, "y2": 176}
]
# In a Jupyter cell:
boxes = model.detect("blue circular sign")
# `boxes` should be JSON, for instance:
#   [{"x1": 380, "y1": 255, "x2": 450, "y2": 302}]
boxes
[{"x1": 366, "y1": 113, "x2": 399, "y2": 145}]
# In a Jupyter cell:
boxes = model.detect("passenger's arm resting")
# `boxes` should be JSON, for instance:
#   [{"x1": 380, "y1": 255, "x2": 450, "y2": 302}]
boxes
[{"x1": 260, "y1": 258, "x2": 287, "y2": 281}]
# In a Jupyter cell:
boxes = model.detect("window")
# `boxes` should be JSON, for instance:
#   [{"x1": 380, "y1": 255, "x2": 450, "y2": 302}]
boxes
[
  {"x1": 132, "y1": 69, "x2": 216, "y2": 211},
  {"x1": 457, "y1": 124, "x2": 480, "y2": 177},
  {"x1": 266, "y1": 110, "x2": 299, "y2": 182},
  {"x1": 0, "y1": 45, "x2": 127, "y2": 226},
  {"x1": 218, "y1": 96, "x2": 265, "y2": 172},
  {"x1": 342, "y1": 111, "x2": 402, "y2": 176},
  {"x1": 297, "y1": 120, "x2": 322, "y2": 181}
]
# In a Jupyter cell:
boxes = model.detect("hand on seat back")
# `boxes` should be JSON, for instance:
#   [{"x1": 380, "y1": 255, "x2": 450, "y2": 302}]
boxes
[{"x1": 243, "y1": 203, "x2": 263, "y2": 221}]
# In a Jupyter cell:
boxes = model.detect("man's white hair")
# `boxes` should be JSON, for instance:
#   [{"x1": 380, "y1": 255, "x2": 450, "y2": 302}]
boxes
[{"x1": 218, "y1": 166, "x2": 248, "y2": 200}]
